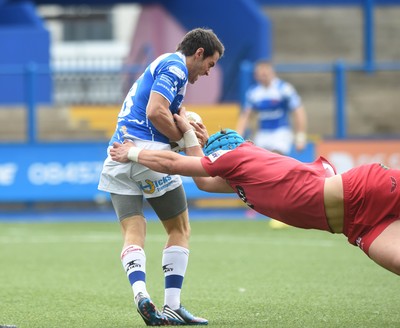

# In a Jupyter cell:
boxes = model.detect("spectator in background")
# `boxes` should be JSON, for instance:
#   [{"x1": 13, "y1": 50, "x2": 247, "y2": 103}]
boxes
[
  {"x1": 236, "y1": 59, "x2": 307, "y2": 224},
  {"x1": 98, "y1": 27, "x2": 224, "y2": 326},
  {"x1": 236, "y1": 59, "x2": 307, "y2": 155}
]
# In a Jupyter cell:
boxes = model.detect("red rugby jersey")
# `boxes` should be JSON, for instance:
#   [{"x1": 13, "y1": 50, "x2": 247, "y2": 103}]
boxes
[{"x1": 200, "y1": 142, "x2": 334, "y2": 232}]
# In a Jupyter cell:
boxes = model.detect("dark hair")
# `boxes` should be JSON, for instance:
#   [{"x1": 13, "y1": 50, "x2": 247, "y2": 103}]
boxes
[
  {"x1": 255, "y1": 58, "x2": 273, "y2": 67},
  {"x1": 176, "y1": 27, "x2": 225, "y2": 59}
]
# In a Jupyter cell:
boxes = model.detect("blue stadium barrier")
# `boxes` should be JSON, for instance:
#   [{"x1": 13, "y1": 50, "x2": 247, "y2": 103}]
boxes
[
  {"x1": 0, "y1": 142, "x2": 315, "y2": 203},
  {"x1": 0, "y1": 142, "x2": 235, "y2": 203},
  {"x1": 239, "y1": 60, "x2": 400, "y2": 139}
]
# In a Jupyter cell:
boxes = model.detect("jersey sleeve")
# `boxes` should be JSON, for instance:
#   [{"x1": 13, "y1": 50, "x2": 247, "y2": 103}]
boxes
[
  {"x1": 152, "y1": 61, "x2": 187, "y2": 104},
  {"x1": 200, "y1": 150, "x2": 235, "y2": 178},
  {"x1": 243, "y1": 85, "x2": 256, "y2": 110},
  {"x1": 200, "y1": 157, "x2": 218, "y2": 177}
]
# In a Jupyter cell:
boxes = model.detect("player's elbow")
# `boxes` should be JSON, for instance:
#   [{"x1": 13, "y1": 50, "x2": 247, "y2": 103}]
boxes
[
  {"x1": 193, "y1": 178, "x2": 211, "y2": 191},
  {"x1": 147, "y1": 109, "x2": 157, "y2": 121},
  {"x1": 166, "y1": 164, "x2": 181, "y2": 175}
]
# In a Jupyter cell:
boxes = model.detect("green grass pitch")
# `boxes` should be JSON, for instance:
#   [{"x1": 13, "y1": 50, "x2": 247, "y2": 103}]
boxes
[{"x1": 0, "y1": 219, "x2": 399, "y2": 327}]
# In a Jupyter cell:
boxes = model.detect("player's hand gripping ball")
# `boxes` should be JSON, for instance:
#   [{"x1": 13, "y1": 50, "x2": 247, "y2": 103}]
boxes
[{"x1": 170, "y1": 111, "x2": 202, "y2": 152}]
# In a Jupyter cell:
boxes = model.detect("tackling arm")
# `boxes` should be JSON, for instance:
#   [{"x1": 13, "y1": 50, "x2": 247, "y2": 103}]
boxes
[{"x1": 110, "y1": 142, "x2": 234, "y2": 193}]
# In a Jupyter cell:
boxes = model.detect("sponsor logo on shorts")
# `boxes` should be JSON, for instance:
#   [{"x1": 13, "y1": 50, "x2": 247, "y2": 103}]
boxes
[
  {"x1": 390, "y1": 176, "x2": 397, "y2": 193},
  {"x1": 139, "y1": 176, "x2": 173, "y2": 194},
  {"x1": 356, "y1": 236, "x2": 364, "y2": 250}
]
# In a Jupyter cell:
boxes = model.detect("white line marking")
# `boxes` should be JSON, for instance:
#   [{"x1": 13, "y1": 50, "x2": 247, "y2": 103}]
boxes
[{"x1": 0, "y1": 233, "x2": 337, "y2": 247}]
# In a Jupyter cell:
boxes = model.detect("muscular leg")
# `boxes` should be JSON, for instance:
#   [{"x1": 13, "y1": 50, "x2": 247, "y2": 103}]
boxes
[
  {"x1": 121, "y1": 214, "x2": 147, "y2": 248},
  {"x1": 161, "y1": 209, "x2": 191, "y2": 248},
  {"x1": 146, "y1": 188, "x2": 208, "y2": 324},
  {"x1": 110, "y1": 194, "x2": 150, "y2": 300},
  {"x1": 368, "y1": 220, "x2": 400, "y2": 275}
]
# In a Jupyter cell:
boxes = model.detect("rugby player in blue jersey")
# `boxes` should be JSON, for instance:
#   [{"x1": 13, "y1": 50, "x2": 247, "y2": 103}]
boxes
[
  {"x1": 237, "y1": 59, "x2": 307, "y2": 155},
  {"x1": 98, "y1": 27, "x2": 224, "y2": 326}
]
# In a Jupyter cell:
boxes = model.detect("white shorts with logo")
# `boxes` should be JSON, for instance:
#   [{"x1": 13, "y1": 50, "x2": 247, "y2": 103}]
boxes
[
  {"x1": 98, "y1": 139, "x2": 182, "y2": 198},
  {"x1": 253, "y1": 127, "x2": 293, "y2": 155}
]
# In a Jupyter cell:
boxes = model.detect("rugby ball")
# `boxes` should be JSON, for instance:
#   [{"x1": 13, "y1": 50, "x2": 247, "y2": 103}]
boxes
[{"x1": 185, "y1": 111, "x2": 202, "y2": 123}]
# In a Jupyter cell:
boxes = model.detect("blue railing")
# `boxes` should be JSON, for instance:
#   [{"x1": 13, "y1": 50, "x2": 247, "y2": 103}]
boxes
[
  {"x1": 239, "y1": 59, "x2": 400, "y2": 139},
  {"x1": 0, "y1": 62, "x2": 146, "y2": 144},
  {"x1": 2, "y1": 59, "x2": 400, "y2": 143},
  {"x1": 2, "y1": 54, "x2": 400, "y2": 143}
]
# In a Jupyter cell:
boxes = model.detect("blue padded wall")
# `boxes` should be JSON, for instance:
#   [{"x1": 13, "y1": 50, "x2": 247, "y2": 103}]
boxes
[
  {"x1": 0, "y1": 1, "x2": 51, "y2": 104},
  {"x1": 162, "y1": 0, "x2": 271, "y2": 102}
]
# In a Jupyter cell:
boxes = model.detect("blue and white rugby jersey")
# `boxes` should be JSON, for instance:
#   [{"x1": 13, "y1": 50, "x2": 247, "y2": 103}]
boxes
[
  {"x1": 110, "y1": 52, "x2": 188, "y2": 146},
  {"x1": 244, "y1": 78, "x2": 302, "y2": 130}
]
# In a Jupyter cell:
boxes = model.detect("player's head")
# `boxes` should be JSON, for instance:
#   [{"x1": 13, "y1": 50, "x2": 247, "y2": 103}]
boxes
[
  {"x1": 203, "y1": 129, "x2": 245, "y2": 156},
  {"x1": 254, "y1": 58, "x2": 275, "y2": 86},
  {"x1": 176, "y1": 28, "x2": 225, "y2": 59}
]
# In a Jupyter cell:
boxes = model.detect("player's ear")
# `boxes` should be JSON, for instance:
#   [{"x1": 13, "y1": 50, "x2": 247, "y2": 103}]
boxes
[{"x1": 196, "y1": 48, "x2": 204, "y2": 59}]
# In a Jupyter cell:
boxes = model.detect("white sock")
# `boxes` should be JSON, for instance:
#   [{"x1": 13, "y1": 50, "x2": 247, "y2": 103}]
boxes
[
  {"x1": 162, "y1": 246, "x2": 189, "y2": 310},
  {"x1": 121, "y1": 245, "x2": 149, "y2": 302}
]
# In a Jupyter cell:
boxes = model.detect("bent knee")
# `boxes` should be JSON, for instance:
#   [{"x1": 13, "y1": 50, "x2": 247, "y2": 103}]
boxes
[
  {"x1": 163, "y1": 213, "x2": 191, "y2": 239},
  {"x1": 169, "y1": 221, "x2": 191, "y2": 239}
]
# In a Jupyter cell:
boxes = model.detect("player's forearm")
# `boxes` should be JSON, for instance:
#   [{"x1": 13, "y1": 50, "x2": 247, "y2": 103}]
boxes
[
  {"x1": 293, "y1": 106, "x2": 307, "y2": 149},
  {"x1": 293, "y1": 106, "x2": 307, "y2": 134},
  {"x1": 135, "y1": 149, "x2": 181, "y2": 174},
  {"x1": 185, "y1": 144, "x2": 204, "y2": 157},
  {"x1": 128, "y1": 145, "x2": 207, "y2": 177},
  {"x1": 150, "y1": 112, "x2": 183, "y2": 142}
]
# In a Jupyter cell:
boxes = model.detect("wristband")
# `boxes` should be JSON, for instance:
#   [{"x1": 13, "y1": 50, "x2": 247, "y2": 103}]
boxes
[
  {"x1": 183, "y1": 129, "x2": 200, "y2": 148},
  {"x1": 295, "y1": 132, "x2": 306, "y2": 146},
  {"x1": 176, "y1": 137, "x2": 185, "y2": 149},
  {"x1": 127, "y1": 147, "x2": 142, "y2": 162}
]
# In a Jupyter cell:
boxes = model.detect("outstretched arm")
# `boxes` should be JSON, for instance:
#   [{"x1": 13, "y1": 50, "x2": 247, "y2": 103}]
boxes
[
  {"x1": 111, "y1": 142, "x2": 206, "y2": 176},
  {"x1": 110, "y1": 142, "x2": 234, "y2": 193}
]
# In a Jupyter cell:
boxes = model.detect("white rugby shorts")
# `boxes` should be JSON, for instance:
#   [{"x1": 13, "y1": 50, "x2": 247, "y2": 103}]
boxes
[
  {"x1": 253, "y1": 127, "x2": 293, "y2": 155},
  {"x1": 98, "y1": 139, "x2": 182, "y2": 198}
]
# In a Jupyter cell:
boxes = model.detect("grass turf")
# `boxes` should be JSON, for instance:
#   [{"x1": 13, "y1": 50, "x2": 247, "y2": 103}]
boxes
[{"x1": 0, "y1": 219, "x2": 399, "y2": 327}]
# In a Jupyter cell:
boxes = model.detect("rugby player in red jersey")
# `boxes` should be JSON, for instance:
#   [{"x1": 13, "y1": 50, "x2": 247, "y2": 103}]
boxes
[{"x1": 110, "y1": 109, "x2": 400, "y2": 277}]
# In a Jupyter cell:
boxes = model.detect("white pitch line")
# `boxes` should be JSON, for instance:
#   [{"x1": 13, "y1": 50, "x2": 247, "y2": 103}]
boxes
[{"x1": 0, "y1": 233, "x2": 337, "y2": 247}]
